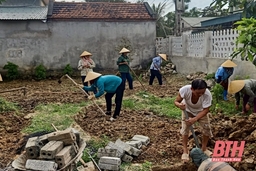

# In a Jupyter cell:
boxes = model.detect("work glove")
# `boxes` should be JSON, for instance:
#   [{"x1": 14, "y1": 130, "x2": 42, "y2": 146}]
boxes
[{"x1": 88, "y1": 95, "x2": 95, "y2": 100}]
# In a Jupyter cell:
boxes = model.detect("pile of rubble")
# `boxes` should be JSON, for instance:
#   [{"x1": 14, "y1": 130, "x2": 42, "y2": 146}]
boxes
[
  {"x1": 95, "y1": 135, "x2": 150, "y2": 171},
  {"x1": 186, "y1": 72, "x2": 215, "y2": 88},
  {"x1": 142, "y1": 62, "x2": 177, "y2": 80},
  {"x1": 11, "y1": 128, "x2": 85, "y2": 171}
]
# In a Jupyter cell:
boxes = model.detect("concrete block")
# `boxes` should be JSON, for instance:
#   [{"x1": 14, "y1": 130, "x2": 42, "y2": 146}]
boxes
[
  {"x1": 40, "y1": 141, "x2": 64, "y2": 159},
  {"x1": 121, "y1": 154, "x2": 133, "y2": 162},
  {"x1": 99, "y1": 156, "x2": 121, "y2": 165},
  {"x1": 97, "y1": 148, "x2": 117, "y2": 158},
  {"x1": 25, "y1": 159, "x2": 58, "y2": 171},
  {"x1": 25, "y1": 137, "x2": 40, "y2": 159},
  {"x1": 131, "y1": 135, "x2": 150, "y2": 146},
  {"x1": 130, "y1": 146, "x2": 141, "y2": 157},
  {"x1": 47, "y1": 128, "x2": 76, "y2": 145},
  {"x1": 55, "y1": 146, "x2": 76, "y2": 168},
  {"x1": 98, "y1": 163, "x2": 119, "y2": 171},
  {"x1": 126, "y1": 140, "x2": 142, "y2": 149},
  {"x1": 115, "y1": 139, "x2": 133, "y2": 155},
  {"x1": 106, "y1": 141, "x2": 124, "y2": 158}
]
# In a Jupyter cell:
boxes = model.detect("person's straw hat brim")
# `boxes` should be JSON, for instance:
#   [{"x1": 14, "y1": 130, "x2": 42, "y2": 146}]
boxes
[
  {"x1": 0, "y1": 74, "x2": 2, "y2": 81},
  {"x1": 159, "y1": 54, "x2": 167, "y2": 61},
  {"x1": 221, "y1": 60, "x2": 237, "y2": 67},
  {"x1": 228, "y1": 80, "x2": 245, "y2": 94},
  {"x1": 119, "y1": 48, "x2": 130, "y2": 54},
  {"x1": 80, "y1": 51, "x2": 92, "y2": 57},
  {"x1": 84, "y1": 72, "x2": 102, "y2": 82}
]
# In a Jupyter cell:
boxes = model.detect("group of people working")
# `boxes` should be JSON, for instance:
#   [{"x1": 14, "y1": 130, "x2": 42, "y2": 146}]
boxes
[
  {"x1": 78, "y1": 49, "x2": 250, "y2": 170},
  {"x1": 77, "y1": 48, "x2": 167, "y2": 121}
]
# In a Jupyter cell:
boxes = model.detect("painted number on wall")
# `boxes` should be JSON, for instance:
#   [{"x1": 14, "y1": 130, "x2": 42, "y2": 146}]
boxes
[{"x1": 7, "y1": 49, "x2": 23, "y2": 58}]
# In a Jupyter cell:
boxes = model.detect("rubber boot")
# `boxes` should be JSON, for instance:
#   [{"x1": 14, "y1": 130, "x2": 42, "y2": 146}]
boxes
[{"x1": 223, "y1": 90, "x2": 228, "y2": 101}]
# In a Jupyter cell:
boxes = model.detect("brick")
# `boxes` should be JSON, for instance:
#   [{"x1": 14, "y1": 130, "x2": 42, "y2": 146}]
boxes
[
  {"x1": 47, "y1": 128, "x2": 76, "y2": 145},
  {"x1": 98, "y1": 163, "x2": 119, "y2": 171},
  {"x1": 97, "y1": 148, "x2": 117, "y2": 158},
  {"x1": 115, "y1": 139, "x2": 133, "y2": 155},
  {"x1": 106, "y1": 141, "x2": 124, "y2": 158},
  {"x1": 121, "y1": 154, "x2": 133, "y2": 162},
  {"x1": 131, "y1": 135, "x2": 150, "y2": 146},
  {"x1": 40, "y1": 141, "x2": 64, "y2": 159},
  {"x1": 25, "y1": 137, "x2": 42, "y2": 159},
  {"x1": 126, "y1": 140, "x2": 142, "y2": 149},
  {"x1": 55, "y1": 146, "x2": 76, "y2": 168},
  {"x1": 130, "y1": 146, "x2": 141, "y2": 157},
  {"x1": 25, "y1": 159, "x2": 58, "y2": 171},
  {"x1": 99, "y1": 156, "x2": 121, "y2": 165}
]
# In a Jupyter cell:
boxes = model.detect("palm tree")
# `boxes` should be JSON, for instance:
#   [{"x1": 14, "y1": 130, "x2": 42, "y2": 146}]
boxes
[{"x1": 151, "y1": 2, "x2": 168, "y2": 37}]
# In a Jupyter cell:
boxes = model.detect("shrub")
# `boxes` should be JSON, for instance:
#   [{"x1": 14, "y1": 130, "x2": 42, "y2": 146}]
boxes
[
  {"x1": 63, "y1": 64, "x2": 73, "y2": 75},
  {"x1": 3, "y1": 62, "x2": 19, "y2": 80},
  {"x1": 34, "y1": 64, "x2": 46, "y2": 80}
]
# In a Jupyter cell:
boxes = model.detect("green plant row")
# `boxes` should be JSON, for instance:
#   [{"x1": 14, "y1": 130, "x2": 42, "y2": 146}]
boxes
[{"x1": 2, "y1": 62, "x2": 74, "y2": 81}]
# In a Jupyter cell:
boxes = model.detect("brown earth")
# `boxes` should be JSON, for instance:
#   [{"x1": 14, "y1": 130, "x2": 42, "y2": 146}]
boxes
[{"x1": 0, "y1": 74, "x2": 255, "y2": 171}]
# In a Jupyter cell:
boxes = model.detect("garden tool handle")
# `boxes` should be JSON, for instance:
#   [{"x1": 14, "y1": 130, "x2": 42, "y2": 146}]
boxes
[
  {"x1": 64, "y1": 74, "x2": 106, "y2": 116},
  {"x1": 183, "y1": 110, "x2": 201, "y2": 148},
  {"x1": 126, "y1": 65, "x2": 146, "y2": 91}
]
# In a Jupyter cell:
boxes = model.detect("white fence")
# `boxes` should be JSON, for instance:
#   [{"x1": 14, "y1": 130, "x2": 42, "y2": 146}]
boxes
[{"x1": 155, "y1": 29, "x2": 241, "y2": 59}]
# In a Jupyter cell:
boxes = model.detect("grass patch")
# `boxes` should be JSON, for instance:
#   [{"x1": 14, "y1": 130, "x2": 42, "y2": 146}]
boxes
[
  {"x1": 120, "y1": 161, "x2": 152, "y2": 171},
  {"x1": 122, "y1": 91, "x2": 181, "y2": 118},
  {"x1": 0, "y1": 97, "x2": 19, "y2": 112},
  {"x1": 22, "y1": 102, "x2": 86, "y2": 134}
]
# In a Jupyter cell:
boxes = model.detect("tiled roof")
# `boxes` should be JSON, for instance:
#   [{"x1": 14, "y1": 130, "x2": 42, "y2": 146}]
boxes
[
  {"x1": 0, "y1": 0, "x2": 48, "y2": 20},
  {"x1": 48, "y1": 2, "x2": 154, "y2": 20}
]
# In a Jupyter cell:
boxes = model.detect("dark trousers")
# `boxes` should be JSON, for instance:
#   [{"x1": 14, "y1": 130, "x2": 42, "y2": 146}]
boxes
[
  {"x1": 105, "y1": 82, "x2": 125, "y2": 118},
  {"x1": 149, "y1": 69, "x2": 162, "y2": 85},
  {"x1": 120, "y1": 72, "x2": 133, "y2": 89},
  {"x1": 243, "y1": 94, "x2": 256, "y2": 113}
]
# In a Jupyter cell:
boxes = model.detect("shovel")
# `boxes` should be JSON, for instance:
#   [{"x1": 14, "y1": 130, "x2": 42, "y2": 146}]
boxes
[{"x1": 183, "y1": 110, "x2": 200, "y2": 148}]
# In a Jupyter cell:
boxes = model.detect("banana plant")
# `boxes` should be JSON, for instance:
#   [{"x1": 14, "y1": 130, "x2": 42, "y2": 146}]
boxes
[{"x1": 231, "y1": 17, "x2": 256, "y2": 65}]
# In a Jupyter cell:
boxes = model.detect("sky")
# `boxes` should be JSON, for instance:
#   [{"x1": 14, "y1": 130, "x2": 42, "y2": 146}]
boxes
[{"x1": 55, "y1": 0, "x2": 213, "y2": 13}]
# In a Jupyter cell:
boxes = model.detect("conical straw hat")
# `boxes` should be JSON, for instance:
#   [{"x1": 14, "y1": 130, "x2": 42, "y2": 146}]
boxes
[
  {"x1": 84, "y1": 71, "x2": 102, "y2": 82},
  {"x1": 0, "y1": 74, "x2": 2, "y2": 81},
  {"x1": 119, "y1": 48, "x2": 130, "y2": 54},
  {"x1": 159, "y1": 54, "x2": 167, "y2": 61},
  {"x1": 80, "y1": 51, "x2": 92, "y2": 57},
  {"x1": 221, "y1": 60, "x2": 237, "y2": 67},
  {"x1": 228, "y1": 80, "x2": 245, "y2": 94}
]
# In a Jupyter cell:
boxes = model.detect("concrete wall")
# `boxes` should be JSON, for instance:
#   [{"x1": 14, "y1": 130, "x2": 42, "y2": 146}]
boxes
[
  {"x1": 0, "y1": 20, "x2": 156, "y2": 72},
  {"x1": 171, "y1": 56, "x2": 256, "y2": 79}
]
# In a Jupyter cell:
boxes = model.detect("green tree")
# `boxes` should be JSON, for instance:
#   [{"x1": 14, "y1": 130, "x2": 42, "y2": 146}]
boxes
[
  {"x1": 183, "y1": 7, "x2": 202, "y2": 17},
  {"x1": 0, "y1": 0, "x2": 5, "y2": 4},
  {"x1": 152, "y1": 2, "x2": 168, "y2": 37},
  {"x1": 231, "y1": 18, "x2": 256, "y2": 65}
]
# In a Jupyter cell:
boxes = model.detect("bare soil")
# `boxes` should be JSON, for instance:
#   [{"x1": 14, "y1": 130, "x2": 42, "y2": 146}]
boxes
[{"x1": 0, "y1": 75, "x2": 255, "y2": 171}]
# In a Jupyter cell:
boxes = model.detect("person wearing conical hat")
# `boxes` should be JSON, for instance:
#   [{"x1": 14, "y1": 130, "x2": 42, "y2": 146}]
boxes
[
  {"x1": 228, "y1": 79, "x2": 256, "y2": 114},
  {"x1": 81, "y1": 71, "x2": 125, "y2": 121},
  {"x1": 77, "y1": 51, "x2": 96, "y2": 94},
  {"x1": 117, "y1": 48, "x2": 133, "y2": 90},
  {"x1": 215, "y1": 60, "x2": 237, "y2": 101},
  {"x1": 149, "y1": 54, "x2": 167, "y2": 85}
]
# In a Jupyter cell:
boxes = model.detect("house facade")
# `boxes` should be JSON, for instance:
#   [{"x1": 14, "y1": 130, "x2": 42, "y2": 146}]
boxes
[{"x1": 0, "y1": 0, "x2": 156, "y2": 72}]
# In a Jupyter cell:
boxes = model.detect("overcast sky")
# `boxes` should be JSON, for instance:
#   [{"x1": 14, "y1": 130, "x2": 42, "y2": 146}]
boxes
[{"x1": 55, "y1": 0, "x2": 213, "y2": 13}]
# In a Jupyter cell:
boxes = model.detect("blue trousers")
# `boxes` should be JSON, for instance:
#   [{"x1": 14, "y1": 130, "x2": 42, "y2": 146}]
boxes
[{"x1": 149, "y1": 69, "x2": 162, "y2": 85}]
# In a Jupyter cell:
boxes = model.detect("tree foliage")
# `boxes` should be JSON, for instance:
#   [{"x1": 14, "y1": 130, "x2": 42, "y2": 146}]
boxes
[{"x1": 231, "y1": 17, "x2": 256, "y2": 65}]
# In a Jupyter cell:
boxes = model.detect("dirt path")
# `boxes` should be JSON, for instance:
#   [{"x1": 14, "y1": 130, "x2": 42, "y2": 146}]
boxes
[{"x1": 0, "y1": 75, "x2": 255, "y2": 170}]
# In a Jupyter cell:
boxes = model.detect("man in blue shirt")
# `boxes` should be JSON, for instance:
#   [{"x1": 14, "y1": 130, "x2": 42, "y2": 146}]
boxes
[
  {"x1": 215, "y1": 60, "x2": 237, "y2": 101},
  {"x1": 149, "y1": 54, "x2": 167, "y2": 85},
  {"x1": 82, "y1": 71, "x2": 125, "y2": 121}
]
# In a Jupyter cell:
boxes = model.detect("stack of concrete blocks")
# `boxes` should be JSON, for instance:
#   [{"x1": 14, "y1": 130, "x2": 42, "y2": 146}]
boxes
[
  {"x1": 97, "y1": 135, "x2": 150, "y2": 171},
  {"x1": 24, "y1": 128, "x2": 80, "y2": 171}
]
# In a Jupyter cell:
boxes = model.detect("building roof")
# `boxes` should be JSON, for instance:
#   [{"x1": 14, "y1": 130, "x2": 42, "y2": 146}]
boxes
[
  {"x1": 48, "y1": 2, "x2": 155, "y2": 21},
  {"x1": 181, "y1": 17, "x2": 216, "y2": 27},
  {"x1": 201, "y1": 13, "x2": 242, "y2": 27},
  {"x1": 0, "y1": 0, "x2": 48, "y2": 20}
]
